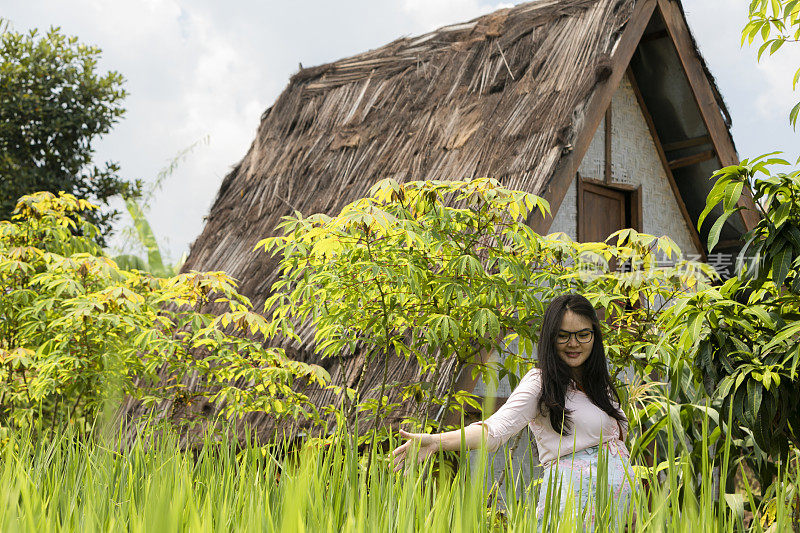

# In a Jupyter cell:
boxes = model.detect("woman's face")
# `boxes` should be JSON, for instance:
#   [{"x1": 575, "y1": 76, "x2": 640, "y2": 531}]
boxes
[{"x1": 555, "y1": 310, "x2": 594, "y2": 375}]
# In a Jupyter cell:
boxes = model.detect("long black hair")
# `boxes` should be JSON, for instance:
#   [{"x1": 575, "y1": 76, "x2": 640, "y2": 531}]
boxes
[{"x1": 536, "y1": 293, "x2": 625, "y2": 434}]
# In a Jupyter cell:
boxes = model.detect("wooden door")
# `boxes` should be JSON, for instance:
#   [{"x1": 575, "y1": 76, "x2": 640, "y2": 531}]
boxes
[{"x1": 579, "y1": 181, "x2": 627, "y2": 243}]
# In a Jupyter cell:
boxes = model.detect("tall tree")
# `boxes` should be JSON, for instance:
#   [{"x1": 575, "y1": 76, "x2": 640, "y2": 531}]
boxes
[{"x1": 0, "y1": 24, "x2": 139, "y2": 243}]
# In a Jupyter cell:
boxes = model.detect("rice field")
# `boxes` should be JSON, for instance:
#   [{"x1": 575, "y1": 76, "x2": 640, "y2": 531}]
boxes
[{"x1": 0, "y1": 424, "x2": 796, "y2": 532}]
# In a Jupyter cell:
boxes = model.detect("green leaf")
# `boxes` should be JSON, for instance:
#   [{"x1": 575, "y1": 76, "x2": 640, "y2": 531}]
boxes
[
  {"x1": 124, "y1": 197, "x2": 167, "y2": 276},
  {"x1": 699, "y1": 174, "x2": 736, "y2": 230},
  {"x1": 715, "y1": 375, "x2": 736, "y2": 400},
  {"x1": 784, "y1": 0, "x2": 799, "y2": 19},
  {"x1": 746, "y1": 306, "x2": 775, "y2": 328},
  {"x1": 485, "y1": 309, "x2": 500, "y2": 340},
  {"x1": 723, "y1": 181, "x2": 744, "y2": 212},
  {"x1": 757, "y1": 40, "x2": 772, "y2": 61},
  {"x1": 687, "y1": 312, "x2": 706, "y2": 343},
  {"x1": 769, "y1": 38, "x2": 785, "y2": 55},
  {"x1": 471, "y1": 308, "x2": 488, "y2": 337},
  {"x1": 786, "y1": 225, "x2": 800, "y2": 250},
  {"x1": 771, "y1": 201, "x2": 792, "y2": 228},
  {"x1": 630, "y1": 416, "x2": 668, "y2": 458},
  {"x1": 747, "y1": 379, "x2": 766, "y2": 447},
  {"x1": 724, "y1": 493, "x2": 745, "y2": 518},
  {"x1": 790, "y1": 101, "x2": 800, "y2": 129},
  {"x1": 697, "y1": 202, "x2": 717, "y2": 232},
  {"x1": 770, "y1": 244, "x2": 792, "y2": 287},
  {"x1": 707, "y1": 209, "x2": 735, "y2": 252},
  {"x1": 763, "y1": 321, "x2": 800, "y2": 353}
]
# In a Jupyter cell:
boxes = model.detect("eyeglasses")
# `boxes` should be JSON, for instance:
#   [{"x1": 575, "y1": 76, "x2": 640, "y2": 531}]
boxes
[{"x1": 555, "y1": 329, "x2": 594, "y2": 344}]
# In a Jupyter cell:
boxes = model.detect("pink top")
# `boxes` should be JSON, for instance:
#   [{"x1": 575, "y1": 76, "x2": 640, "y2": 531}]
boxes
[{"x1": 471, "y1": 368, "x2": 628, "y2": 464}]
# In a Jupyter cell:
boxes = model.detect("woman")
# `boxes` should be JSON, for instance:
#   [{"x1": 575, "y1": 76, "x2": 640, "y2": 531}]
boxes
[{"x1": 391, "y1": 294, "x2": 635, "y2": 529}]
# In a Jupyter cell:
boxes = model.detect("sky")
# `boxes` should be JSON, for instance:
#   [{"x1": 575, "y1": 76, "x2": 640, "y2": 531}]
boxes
[{"x1": 4, "y1": 0, "x2": 800, "y2": 263}]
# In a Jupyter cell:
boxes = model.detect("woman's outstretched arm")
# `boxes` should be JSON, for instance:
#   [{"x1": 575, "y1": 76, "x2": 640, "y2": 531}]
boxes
[
  {"x1": 391, "y1": 368, "x2": 542, "y2": 471},
  {"x1": 390, "y1": 425, "x2": 486, "y2": 471}
]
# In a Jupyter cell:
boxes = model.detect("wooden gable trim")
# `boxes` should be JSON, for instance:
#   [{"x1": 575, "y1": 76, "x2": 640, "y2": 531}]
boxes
[
  {"x1": 533, "y1": 0, "x2": 760, "y2": 238},
  {"x1": 656, "y1": 0, "x2": 760, "y2": 232},
  {"x1": 627, "y1": 67, "x2": 708, "y2": 261},
  {"x1": 530, "y1": 0, "x2": 657, "y2": 235},
  {"x1": 604, "y1": 107, "x2": 612, "y2": 184}
]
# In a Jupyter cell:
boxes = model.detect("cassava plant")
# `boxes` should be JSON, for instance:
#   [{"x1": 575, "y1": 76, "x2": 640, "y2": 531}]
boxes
[
  {"x1": 259, "y1": 177, "x2": 715, "y2": 452},
  {"x1": 259, "y1": 178, "x2": 555, "y2": 438},
  {"x1": 0, "y1": 192, "x2": 326, "y2": 436}
]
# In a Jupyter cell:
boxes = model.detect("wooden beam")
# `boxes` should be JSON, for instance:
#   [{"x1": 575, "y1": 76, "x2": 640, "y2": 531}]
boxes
[
  {"x1": 668, "y1": 149, "x2": 716, "y2": 169},
  {"x1": 605, "y1": 106, "x2": 613, "y2": 183},
  {"x1": 633, "y1": 184, "x2": 644, "y2": 233},
  {"x1": 628, "y1": 66, "x2": 708, "y2": 261},
  {"x1": 657, "y1": 0, "x2": 760, "y2": 232},
  {"x1": 577, "y1": 173, "x2": 583, "y2": 242},
  {"x1": 581, "y1": 176, "x2": 640, "y2": 192},
  {"x1": 641, "y1": 28, "x2": 669, "y2": 43},
  {"x1": 662, "y1": 134, "x2": 712, "y2": 152},
  {"x1": 529, "y1": 0, "x2": 658, "y2": 235},
  {"x1": 714, "y1": 239, "x2": 744, "y2": 249}
]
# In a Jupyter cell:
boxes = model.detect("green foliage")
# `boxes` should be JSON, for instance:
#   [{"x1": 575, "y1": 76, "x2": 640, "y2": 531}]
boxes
[
  {"x1": 665, "y1": 157, "x2": 800, "y2": 487},
  {"x1": 115, "y1": 196, "x2": 173, "y2": 277},
  {"x1": 0, "y1": 192, "x2": 325, "y2": 434},
  {"x1": 0, "y1": 421, "x2": 797, "y2": 531},
  {"x1": 260, "y1": 177, "x2": 714, "y2": 448},
  {"x1": 0, "y1": 24, "x2": 139, "y2": 242},
  {"x1": 743, "y1": 0, "x2": 800, "y2": 128},
  {"x1": 260, "y1": 178, "x2": 552, "y2": 432}
]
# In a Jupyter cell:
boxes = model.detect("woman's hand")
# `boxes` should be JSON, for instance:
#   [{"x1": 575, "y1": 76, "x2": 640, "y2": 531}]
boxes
[{"x1": 390, "y1": 429, "x2": 441, "y2": 472}]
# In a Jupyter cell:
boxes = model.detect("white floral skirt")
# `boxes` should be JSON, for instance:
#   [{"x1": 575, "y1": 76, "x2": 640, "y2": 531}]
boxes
[{"x1": 536, "y1": 440, "x2": 636, "y2": 532}]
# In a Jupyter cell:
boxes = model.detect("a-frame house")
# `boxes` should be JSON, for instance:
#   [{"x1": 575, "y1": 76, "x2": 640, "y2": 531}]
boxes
[{"x1": 121, "y1": 0, "x2": 758, "y2": 473}]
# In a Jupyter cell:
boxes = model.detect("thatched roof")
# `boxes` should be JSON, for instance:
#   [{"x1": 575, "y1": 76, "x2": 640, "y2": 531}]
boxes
[{"x1": 122, "y1": 0, "x2": 750, "y2": 441}]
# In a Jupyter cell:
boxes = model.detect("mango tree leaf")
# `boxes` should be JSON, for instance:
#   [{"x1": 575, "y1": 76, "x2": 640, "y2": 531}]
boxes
[
  {"x1": 707, "y1": 207, "x2": 742, "y2": 252},
  {"x1": 790, "y1": 101, "x2": 800, "y2": 129},
  {"x1": 723, "y1": 181, "x2": 745, "y2": 212},
  {"x1": 770, "y1": 243, "x2": 792, "y2": 287}
]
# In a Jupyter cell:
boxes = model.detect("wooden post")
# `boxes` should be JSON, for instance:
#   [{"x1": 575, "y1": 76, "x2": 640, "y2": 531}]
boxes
[{"x1": 605, "y1": 106, "x2": 612, "y2": 184}]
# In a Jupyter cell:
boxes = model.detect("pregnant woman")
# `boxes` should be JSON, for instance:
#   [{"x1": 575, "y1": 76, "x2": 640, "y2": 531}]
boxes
[{"x1": 391, "y1": 293, "x2": 636, "y2": 529}]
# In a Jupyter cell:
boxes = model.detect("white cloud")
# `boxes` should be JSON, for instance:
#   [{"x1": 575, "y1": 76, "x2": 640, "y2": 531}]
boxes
[
  {"x1": 402, "y1": 0, "x2": 515, "y2": 33},
  {"x1": 683, "y1": 0, "x2": 800, "y2": 122},
  {"x1": 5, "y1": 0, "x2": 800, "y2": 262},
  {"x1": 752, "y1": 48, "x2": 800, "y2": 120},
  {"x1": 683, "y1": 0, "x2": 800, "y2": 158},
  {"x1": 6, "y1": 0, "x2": 278, "y2": 262}
]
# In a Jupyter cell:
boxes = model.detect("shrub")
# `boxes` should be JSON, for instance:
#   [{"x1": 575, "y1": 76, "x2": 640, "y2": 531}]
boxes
[{"x1": 0, "y1": 192, "x2": 326, "y2": 435}]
